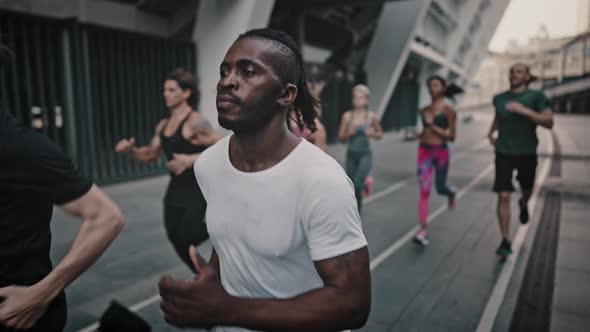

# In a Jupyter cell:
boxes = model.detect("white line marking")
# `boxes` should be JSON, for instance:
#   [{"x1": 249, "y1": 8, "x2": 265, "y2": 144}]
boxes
[
  {"x1": 129, "y1": 294, "x2": 161, "y2": 312},
  {"x1": 475, "y1": 129, "x2": 553, "y2": 332},
  {"x1": 370, "y1": 163, "x2": 494, "y2": 270},
  {"x1": 75, "y1": 139, "x2": 490, "y2": 332},
  {"x1": 75, "y1": 323, "x2": 99, "y2": 332}
]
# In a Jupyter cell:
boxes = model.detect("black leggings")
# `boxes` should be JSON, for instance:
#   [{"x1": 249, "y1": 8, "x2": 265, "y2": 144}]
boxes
[{"x1": 164, "y1": 205, "x2": 209, "y2": 271}]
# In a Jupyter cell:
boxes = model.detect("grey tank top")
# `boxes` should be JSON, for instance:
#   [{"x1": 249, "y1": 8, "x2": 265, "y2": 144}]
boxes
[{"x1": 347, "y1": 111, "x2": 371, "y2": 152}]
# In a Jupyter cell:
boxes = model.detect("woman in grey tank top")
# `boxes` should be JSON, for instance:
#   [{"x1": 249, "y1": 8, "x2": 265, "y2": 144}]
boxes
[{"x1": 338, "y1": 84, "x2": 383, "y2": 211}]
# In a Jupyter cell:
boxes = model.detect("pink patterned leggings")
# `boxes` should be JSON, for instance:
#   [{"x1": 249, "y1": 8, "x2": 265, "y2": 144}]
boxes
[{"x1": 417, "y1": 143, "x2": 455, "y2": 225}]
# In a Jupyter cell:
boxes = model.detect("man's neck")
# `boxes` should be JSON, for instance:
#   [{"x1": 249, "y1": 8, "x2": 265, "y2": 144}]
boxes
[
  {"x1": 230, "y1": 114, "x2": 300, "y2": 173},
  {"x1": 509, "y1": 85, "x2": 527, "y2": 94}
]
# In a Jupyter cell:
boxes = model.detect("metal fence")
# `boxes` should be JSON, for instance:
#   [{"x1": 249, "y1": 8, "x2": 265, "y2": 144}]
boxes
[{"x1": 0, "y1": 10, "x2": 197, "y2": 184}]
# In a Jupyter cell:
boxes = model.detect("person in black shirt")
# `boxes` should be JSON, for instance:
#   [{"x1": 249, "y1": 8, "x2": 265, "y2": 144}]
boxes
[
  {"x1": 0, "y1": 47, "x2": 125, "y2": 332},
  {"x1": 114, "y1": 68, "x2": 220, "y2": 269}
]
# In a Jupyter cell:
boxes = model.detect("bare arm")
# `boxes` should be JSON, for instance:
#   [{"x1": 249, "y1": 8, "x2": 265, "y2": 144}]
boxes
[
  {"x1": 367, "y1": 113, "x2": 383, "y2": 140},
  {"x1": 488, "y1": 113, "x2": 499, "y2": 146},
  {"x1": 115, "y1": 120, "x2": 165, "y2": 162},
  {"x1": 224, "y1": 247, "x2": 371, "y2": 331},
  {"x1": 427, "y1": 107, "x2": 456, "y2": 142},
  {"x1": 0, "y1": 186, "x2": 124, "y2": 329},
  {"x1": 44, "y1": 185, "x2": 124, "y2": 298},
  {"x1": 522, "y1": 109, "x2": 554, "y2": 129},
  {"x1": 337, "y1": 112, "x2": 352, "y2": 143},
  {"x1": 505, "y1": 102, "x2": 553, "y2": 129},
  {"x1": 160, "y1": 247, "x2": 371, "y2": 331}
]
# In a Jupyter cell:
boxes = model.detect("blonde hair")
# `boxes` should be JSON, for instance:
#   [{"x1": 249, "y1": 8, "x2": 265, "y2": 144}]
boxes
[{"x1": 352, "y1": 84, "x2": 370, "y2": 97}]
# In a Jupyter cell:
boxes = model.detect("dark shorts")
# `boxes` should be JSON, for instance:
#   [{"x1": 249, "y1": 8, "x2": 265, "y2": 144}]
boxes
[{"x1": 493, "y1": 152, "x2": 537, "y2": 192}]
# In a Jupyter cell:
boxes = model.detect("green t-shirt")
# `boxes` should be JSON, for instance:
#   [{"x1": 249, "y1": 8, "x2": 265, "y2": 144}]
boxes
[{"x1": 493, "y1": 89, "x2": 550, "y2": 155}]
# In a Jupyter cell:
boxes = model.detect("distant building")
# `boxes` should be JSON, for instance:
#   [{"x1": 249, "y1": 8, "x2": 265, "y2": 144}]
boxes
[
  {"x1": 578, "y1": 0, "x2": 590, "y2": 33},
  {"x1": 460, "y1": 32, "x2": 582, "y2": 109}
]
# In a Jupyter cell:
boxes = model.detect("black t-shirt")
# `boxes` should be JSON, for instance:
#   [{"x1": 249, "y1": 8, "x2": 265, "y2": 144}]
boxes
[{"x1": 0, "y1": 112, "x2": 92, "y2": 329}]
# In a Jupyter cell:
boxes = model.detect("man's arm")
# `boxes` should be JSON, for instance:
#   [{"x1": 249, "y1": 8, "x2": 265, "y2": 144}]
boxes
[
  {"x1": 44, "y1": 185, "x2": 125, "y2": 297},
  {"x1": 0, "y1": 186, "x2": 124, "y2": 330},
  {"x1": 505, "y1": 102, "x2": 554, "y2": 129},
  {"x1": 224, "y1": 247, "x2": 371, "y2": 331},
  {"x1": 159, "y1": 247, "x2": 371, "y2": 331},
  {"x1": 488, "y1": 113, "x2": 499, "y2": 146},
  {"x1": 524, "y1": 109, "x2": 554, "y2": 129}
]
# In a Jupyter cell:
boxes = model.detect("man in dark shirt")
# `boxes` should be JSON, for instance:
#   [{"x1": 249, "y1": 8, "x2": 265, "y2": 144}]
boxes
[
  {"x1": 487, "y1": 63, "x2": 553, "y2": 257},
  {"x1": 0, "y1": 47, "x2": 125, "y2": 331}
]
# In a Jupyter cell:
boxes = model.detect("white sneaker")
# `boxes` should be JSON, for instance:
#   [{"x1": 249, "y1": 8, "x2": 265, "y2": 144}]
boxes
[{"x1": 413, "y1": 232, "x2": 430, "y2": 246}]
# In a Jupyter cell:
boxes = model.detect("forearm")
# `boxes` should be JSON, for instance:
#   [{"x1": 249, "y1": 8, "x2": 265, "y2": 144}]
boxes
[
  {"x1": 222, "y1": 287, "x2": 367, "y2": 332},
  {"x1": 429, "y1": 125, "x2": 453, "y2": 141},
  {"x1": 129, "y1": 146, "x2": 160, "y2": 162},
  {"x1": 338, "y1": 131, "x2": 350, "y2": 143},
  {"x1": 523, "y1": 108, "x2": 553, "y2": 128},
  {"x1": 488, "y1": 117, "x2": 498, "y2": 137},
  {"x1": 368, "y1": 130, "x2": 383, "y2": 140},
  {"x1": 36, "y1": 210, "x2": 124, "y2": 301},
  {"x1": 185, "y1": 153, "x2": 201, "y2": 164}
]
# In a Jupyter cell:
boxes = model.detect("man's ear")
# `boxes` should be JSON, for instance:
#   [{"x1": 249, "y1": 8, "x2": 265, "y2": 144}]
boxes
[{"x1": 278, "y1": 83, "x2": 298, "y2": 107}]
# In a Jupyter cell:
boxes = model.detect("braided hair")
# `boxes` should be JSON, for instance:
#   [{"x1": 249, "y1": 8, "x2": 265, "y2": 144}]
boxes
[{"x1": 236, "y1": 28, "x2": 319, "y2": 132}]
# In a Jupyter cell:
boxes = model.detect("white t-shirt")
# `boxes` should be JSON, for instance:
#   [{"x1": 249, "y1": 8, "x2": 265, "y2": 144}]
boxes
[{"x1": 193, "y1": 135, "x2": 367, "y2": 332}]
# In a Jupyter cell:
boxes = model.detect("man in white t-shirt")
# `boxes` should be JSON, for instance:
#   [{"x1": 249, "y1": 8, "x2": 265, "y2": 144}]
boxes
[{"x1": 159, "y1": 28, "x2": 370, "y2": 332}]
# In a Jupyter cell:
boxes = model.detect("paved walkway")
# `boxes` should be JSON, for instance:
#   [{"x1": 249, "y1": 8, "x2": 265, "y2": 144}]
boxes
[{"x1": 47, "y1": 113, "x2": 590, "y2": 332}]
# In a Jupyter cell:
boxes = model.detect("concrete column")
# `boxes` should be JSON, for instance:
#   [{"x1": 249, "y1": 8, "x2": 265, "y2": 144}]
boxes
[
  {"x1": 365, "y1": 0, "x2": 430, "y2": 118},
  {"x1": 193, "y1": 0, "x2": 275, "y2": 127}
]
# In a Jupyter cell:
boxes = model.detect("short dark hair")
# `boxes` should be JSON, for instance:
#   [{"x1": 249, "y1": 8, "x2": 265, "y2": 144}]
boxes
[
  {"x1": 236, "y1": 28, "x2": 318, "y2": 132},
  {"x1": 165, "y1": 68, "x2": 199, "y2": 108}
]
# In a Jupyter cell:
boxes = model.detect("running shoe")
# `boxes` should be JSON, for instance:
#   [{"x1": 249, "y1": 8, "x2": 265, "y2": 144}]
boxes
[
  {"x1": 519, "y1": 199, "x2": 529, "y2": 224},
  {"x1": 448, "y1": 193, "x2": 456, "y2": 209},
  {"x1": 413, "y1": 230, "x2": 430, "y2": 246},
  {"x1": 495, "y1": 239, "x2": 513, "y2": 257}
]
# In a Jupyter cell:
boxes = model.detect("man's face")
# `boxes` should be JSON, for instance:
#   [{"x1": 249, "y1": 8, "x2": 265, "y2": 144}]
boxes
[
  {"x1": 163, "y1": 79, "x2": 190, "y2": 109},
  {"x1": 509, "y1": 64, "x2": 530, "y2": 88},
  {"x1": 216, "y1": 38, "x2": 285, "y2": 133}
]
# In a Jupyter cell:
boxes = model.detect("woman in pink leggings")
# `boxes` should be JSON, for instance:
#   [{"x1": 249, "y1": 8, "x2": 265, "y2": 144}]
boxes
[{"x1": 413, "y1": 75, "x2": 458, "y2": 245}]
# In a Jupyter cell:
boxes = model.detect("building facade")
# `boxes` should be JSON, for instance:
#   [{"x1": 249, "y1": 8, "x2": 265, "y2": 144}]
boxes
[{"x1": 0, "y1": 0, "x2": 509, "y2": 183}]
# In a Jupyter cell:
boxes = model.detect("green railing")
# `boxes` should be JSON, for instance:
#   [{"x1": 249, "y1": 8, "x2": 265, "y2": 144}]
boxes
[{"x1": 0, "y1": 10, "x2": 197, "y2": 184}]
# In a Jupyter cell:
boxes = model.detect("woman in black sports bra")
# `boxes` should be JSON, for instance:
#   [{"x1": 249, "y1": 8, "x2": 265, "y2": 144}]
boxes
[
  {"x1": 413, "y1": 75, "x2": 459, "y2": 246},
  {"x1": 115, "y1": 68, "x2": 220, "y2": 269}
]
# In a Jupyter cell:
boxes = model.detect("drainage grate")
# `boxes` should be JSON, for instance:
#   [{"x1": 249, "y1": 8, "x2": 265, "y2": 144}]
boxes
[{"x1": 509, "y1": 131, "x2": 562, "y2": 332}]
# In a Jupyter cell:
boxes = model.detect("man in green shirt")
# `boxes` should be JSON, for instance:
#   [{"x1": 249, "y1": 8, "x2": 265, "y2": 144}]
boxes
[{"x1": 487, "y1": 63, "x2": 554, "y2": 257}]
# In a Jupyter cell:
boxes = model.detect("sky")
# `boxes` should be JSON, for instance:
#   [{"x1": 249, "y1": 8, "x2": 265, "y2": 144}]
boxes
[{"x1": 489, "y1": 0, "x2": 580, "y2": 52}]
